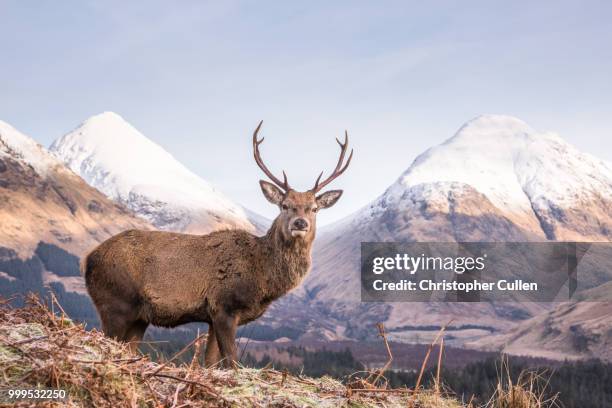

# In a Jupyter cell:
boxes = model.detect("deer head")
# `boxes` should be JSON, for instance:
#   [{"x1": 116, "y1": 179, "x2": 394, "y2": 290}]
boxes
[{"x1": 253, "y1": 121, "x2": 353, "y2": 243}]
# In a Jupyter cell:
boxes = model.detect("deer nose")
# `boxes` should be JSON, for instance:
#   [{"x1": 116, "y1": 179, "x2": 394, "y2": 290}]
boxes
[{"x1": 293, "y1": 218, "x2": 308, "y2": 230}]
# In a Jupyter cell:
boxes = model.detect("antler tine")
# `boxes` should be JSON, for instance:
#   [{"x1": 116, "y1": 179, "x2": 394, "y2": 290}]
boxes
[
  {"x1": 334, "y1": 131, "x2": 349, "y2": 171},
  {"x1": 253, "y1": 121, "x2": 291, "y2": 191},
  {"x1": 313, "y1": 171, "x2": 323, "y2": 189},
  {"x1": 312, "y1": 130, "x2": 353, "y2": 192}
]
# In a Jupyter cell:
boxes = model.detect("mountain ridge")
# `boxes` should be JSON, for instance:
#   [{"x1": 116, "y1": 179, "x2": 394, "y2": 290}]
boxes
[
  {"x1": 50, "y1": 112, "x2": 264, "y2": 234},
  {"x1": 318, "y1": 114, "x2": 612, "y2": 241}
]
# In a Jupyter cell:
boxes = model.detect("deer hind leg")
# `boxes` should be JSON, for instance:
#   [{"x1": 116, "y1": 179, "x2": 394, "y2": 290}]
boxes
[
  {"x1": 204, "y1": 324, "x2": 221, "y2": 367},
  {"x1": 97, "y1": 301, "x2": 144, "y2": 345},
  {"x1": 125, "y1": 320, "x2": 149, "y2": 353},
  {"x1": 99, "y1": 309, "x2": 130, "y2": 340},
  {"x1": 212, "y1": 311, "x2": 239, "y2": 369}
]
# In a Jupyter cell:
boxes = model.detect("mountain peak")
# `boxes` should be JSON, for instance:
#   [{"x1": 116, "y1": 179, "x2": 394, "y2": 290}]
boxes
[
  {"x1": 448, "y1": 114, "x2": 536, "y2": 145},
  {"x1": 0, "y1": 120, "x2": 59, "y2": 174},
  {"x1": 87, "y1": 111, "x2": 125, "y2": 121},
  {"x1": 390, "y1": 115, "x2": 543, "y2": 213},
  {"x1": 373, "y1": 115, "x2": 612, "y2": 239},
  {"x1": 448, "y1": 114, "x2": 572, "y2": 151},
  {"x1": 50, "y1": 113, "x2": 180, "y2": 199},
  {"x1": 59, "y1": 112, "x2": 148, "y2": 148},
  {"x1": 81, "y1": 111, "x2": 133, "y2": 130},
  {"x1": 464, "y1": 114, "x2": 532, "y2": 130},
  {"x1": 50, "y1": 114, "x2": 258, "y2": 233},
  {"x1": 96, "y1": 111, "x2": 123, "y2": 119}
]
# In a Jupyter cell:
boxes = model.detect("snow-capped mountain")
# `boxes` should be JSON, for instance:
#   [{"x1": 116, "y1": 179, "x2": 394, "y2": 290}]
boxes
[
  {"x1": 0, "y1": 119, "x2": 149, "y2": 299},
  {"x1": 265, "y1": 115, "x2": 612, "y2": 345},
  {"x1": 50, "y1": 112, "x2": 261, "y2": 234},
  {"x1": 378, "y1": 115, "x2": 612, "y2": 240}
]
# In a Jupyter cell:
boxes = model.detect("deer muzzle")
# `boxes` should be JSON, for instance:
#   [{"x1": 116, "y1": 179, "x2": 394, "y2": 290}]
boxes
[{"x1": 290, "y1": 218, "x2": 309, "y2": 237}]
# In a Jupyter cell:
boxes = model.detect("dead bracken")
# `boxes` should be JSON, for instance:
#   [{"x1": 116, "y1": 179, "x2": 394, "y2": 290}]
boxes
[{"x1": 0, "y1": 295, "x2": 464, "y2": 408}]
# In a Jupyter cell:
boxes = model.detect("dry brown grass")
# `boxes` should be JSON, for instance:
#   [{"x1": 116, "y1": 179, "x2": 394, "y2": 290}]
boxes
[
  {"x1": 0, "y1": 295, "x2": 463, "y2": 407},
  {"x1": 0, "y1": 296, "x2": 564, "y2": 408},
  {"x1": 484, "y1": 357, "x2": 560, "y2": 408}
]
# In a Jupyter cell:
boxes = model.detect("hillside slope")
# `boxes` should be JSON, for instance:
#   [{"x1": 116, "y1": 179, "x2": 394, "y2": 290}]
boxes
[
  {"x1": 0, "y1": 297, "x2": 462, "y2": 408},
  {"x1": 0, "y1": 120, "x2": 149, "y2": 257},
  {"x1": 0, "y1": 118, "x2": 148, "y2": 257},
  {"x1": 0, "y1": 120, "x2": 150, "y2": 325},
  {"x1": 468, "y1": 283, "x2": 612, "y2": 361}
]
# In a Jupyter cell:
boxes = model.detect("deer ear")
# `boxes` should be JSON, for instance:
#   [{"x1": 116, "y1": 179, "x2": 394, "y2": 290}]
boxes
[
  {"x1": 260, "y1": 180, "x2": 284, "y2": 205},
  {"x1": 316, "y1": 190, "x2": 343, "y2": 209}
]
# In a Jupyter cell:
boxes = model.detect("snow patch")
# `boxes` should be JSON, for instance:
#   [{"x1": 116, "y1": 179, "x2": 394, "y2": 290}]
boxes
[{"x1": 0, "y1": 121, "x2": 61, "y2": 175}]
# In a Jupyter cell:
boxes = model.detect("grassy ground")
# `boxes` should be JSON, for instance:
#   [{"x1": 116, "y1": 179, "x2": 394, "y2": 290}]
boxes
[
  {"x1": 0, "y1": 296, "x2": 561, "y2": 407},
  {"x1": 0, "y1": 295, "x2": 463, "y2": 407}
]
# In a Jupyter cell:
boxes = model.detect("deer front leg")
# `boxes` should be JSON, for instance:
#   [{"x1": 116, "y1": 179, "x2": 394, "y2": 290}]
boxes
[
  {"x1": 204, "y1": 324, "x2": 221, "y2": 367},
  {"x1": 212, "y1": 311, "x2": 239, "y2": 369}
]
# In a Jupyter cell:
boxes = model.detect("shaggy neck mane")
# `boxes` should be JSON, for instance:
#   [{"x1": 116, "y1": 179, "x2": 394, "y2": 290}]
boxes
[{"x1": 260, "y1": 217, "x2": 314, "y2": 296}]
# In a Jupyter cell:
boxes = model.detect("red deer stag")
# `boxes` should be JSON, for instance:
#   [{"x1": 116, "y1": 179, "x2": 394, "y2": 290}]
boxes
[{"x1": 83, "y1": 121, "x2": 353, "y2": 368}]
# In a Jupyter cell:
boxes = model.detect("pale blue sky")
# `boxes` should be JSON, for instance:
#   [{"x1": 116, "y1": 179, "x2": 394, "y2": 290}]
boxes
[{"x1": 1, "y1": 1, "x2": 611, "y2": 224}]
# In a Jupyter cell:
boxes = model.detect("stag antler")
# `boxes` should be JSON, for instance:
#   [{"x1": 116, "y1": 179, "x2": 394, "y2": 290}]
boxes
[
  {"x1": 312, "y1": 130, "x2": 353, "y2": 192},
  {"x1": 253, "y1": 121, "x2": 291, "y2": 191}
]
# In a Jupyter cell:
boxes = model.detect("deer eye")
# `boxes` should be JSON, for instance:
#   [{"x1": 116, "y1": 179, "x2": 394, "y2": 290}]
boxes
[
  {"x1": 312, "y1": 207, "x2": 319, "y2": 213},
  {"x1": 282, "y1": 204, "x2": 289, "y2": 211}
]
